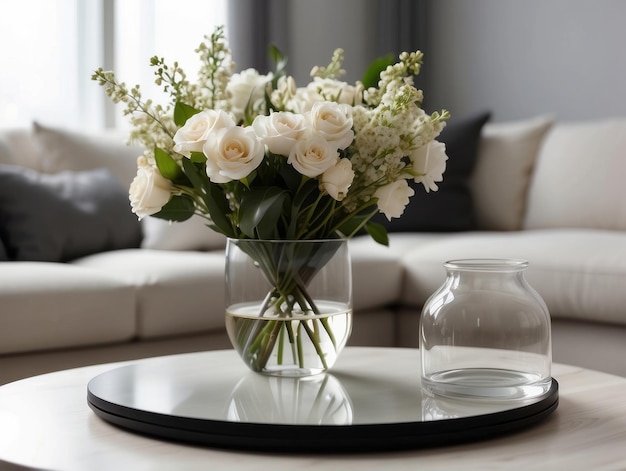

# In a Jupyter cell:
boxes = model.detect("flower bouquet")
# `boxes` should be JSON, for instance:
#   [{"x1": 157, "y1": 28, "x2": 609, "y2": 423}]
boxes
[{"x1": 93, "y1": 26, "x2": 449, "y2": 375}]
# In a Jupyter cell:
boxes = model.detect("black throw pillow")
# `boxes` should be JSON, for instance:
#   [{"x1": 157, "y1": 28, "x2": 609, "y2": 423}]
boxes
[
  {"x1": 0, "y1": 164, "x2": 142, "y2": 262},
  {"x1": 0, "y1": 236, "x2": 8, "y2": 261},
  {"x1": 373, "y1": 110, "x2": 491, "y2": 232}
]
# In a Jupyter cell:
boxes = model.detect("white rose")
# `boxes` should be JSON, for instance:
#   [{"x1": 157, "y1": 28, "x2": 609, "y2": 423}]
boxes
[
  {"x1": 411, "y1": 140, "x2": 448, "y2": 192},
  {"x1": 320, "y1": 158, "x2": 355, "y2": 201},
  {"x1": 203, "y1": 126, "x2": 265, "y2": 183},
  {"x1": 227, "y1": 68, "x2": 273, "y2": 122},
  {"x1": 173, "y1": 110, "x2": 236, "y2": 156},
  {"x1": 306, "y1": 102, "x2": 354, "y2": 150},
  {"x1": 374, "y1": 180, "x2": 415, "y2": 221},
  {"x1": 252, "y1": 112, "x2": 307, "y2": 156},
  {"x1": 129, "y1": 157, "x2": 173, "y2": 220},
  {"x1": 288, "y1": 133, "x2": 339, "y2": 178}
]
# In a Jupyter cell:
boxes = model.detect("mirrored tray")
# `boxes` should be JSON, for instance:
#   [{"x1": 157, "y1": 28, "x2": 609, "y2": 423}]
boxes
[{"x1": 87, "y1": 348, "x2": 558, "y2": 452}]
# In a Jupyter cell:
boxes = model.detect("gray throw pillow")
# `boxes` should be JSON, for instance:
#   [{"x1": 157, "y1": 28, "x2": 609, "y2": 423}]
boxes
[{"x1": 0, "y1": 164, "x2": 142, "y2": 262}]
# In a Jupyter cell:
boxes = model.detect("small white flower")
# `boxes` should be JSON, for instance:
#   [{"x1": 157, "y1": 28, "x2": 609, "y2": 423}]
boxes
[
  {"x1": 288, "y1": 133, "x2": 339, "y2": 178},
  {"x1": 320, "y1": 158, "x2": 355, "y2": 201},
  {"x1": 203, "y1": 126, "x2": 265, "y2": 183},
  {"x1": 374, "y1": 179, "x2": 415, "y2": 221},
  {"x1": 308, "y1": 77, "x2": 363, "y2": 105},
  {"x1": 173, "y1": 110, "x2": 236, "y2": 156},
  {"x1": 305, "y1": 102, "x2": 354, "y2": 150},
  {"x1": 226, "y1": 68, "x2": 273, "y2": 122},
  {"x1": 129, "y1": 157, "x2": 173, "y2": 220},
  {"x1": 252, "y1": 112, "x2": 307, "y2": 156},
  {"x1": 411, "y1": 140, "x2": 447, "y2": 192}
]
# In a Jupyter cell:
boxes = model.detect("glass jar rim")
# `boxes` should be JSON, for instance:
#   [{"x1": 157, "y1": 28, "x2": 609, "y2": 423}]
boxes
[{"x1": 443, "y1": 258, "x2": 529, "y2": 272}]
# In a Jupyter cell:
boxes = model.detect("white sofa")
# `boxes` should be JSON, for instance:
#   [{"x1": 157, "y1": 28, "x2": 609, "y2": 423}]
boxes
[{"x1": 1, "y1": 115, "x2": 625, "y2": 385}]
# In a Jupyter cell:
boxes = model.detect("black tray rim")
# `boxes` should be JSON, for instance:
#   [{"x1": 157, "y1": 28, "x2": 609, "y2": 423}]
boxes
[{"x1": 87, "y1": 376, "x2": 559, "y2": 452}]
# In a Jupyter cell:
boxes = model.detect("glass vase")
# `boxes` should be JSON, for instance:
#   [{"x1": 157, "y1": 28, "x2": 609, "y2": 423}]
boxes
[
  {"x1": 420, "y1": 259, "x2": 552, "y2": 400},
  {"x1": 225, "y1": 238, "x2": 352, "y2": 377}
]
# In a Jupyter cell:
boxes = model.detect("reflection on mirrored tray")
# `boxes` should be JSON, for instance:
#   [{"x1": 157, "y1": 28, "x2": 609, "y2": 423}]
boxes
[
  {"x1": 89, "y1": 360, "x2": 544, "y2": 427},
  {"x1": 226, "y1": 374, "x2": 353, "y2": 425}
]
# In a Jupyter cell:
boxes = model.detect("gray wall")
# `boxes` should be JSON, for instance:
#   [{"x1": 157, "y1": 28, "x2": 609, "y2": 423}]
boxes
[
  {"x1": 238, "y1": 0, "x2": 626, "y2": 123},
  {"x1": 423, "y1": 0, "x2": 626, "y2": 122},
  {"x1": 285, "y1": 0, "x2": 379, "y2": 84}
]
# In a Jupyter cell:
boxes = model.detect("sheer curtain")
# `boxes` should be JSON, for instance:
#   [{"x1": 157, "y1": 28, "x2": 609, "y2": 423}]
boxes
[
  {"x1": 0, "y1": 1, "x2": 424, "y2": 131},
  {"x1": 0, "y1": 0, "x2": 227, "y2": 131}
]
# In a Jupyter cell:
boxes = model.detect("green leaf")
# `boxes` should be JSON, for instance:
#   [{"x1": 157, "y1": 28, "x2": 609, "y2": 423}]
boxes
[
  {"x1": 292, "y1": 178, "x2": 319, "y2": 212},
  {"x1": 361, "y1": 54, "x2": 395, "y2": 89},
  {"x1": 269, "y1": 44, "x2": 288, "y2": 76},
  {"x1": 181, "y1": 157, "x2": 207, "y2": 191},
  {"x1": 279, "y1": 163, "x2": 303, "y2": 193},
  {"x1": 205, "y1": 182, "x2": 236, "y2": 237},
  {"x1": 180, "y1": 158, "x2": 235, "y2": 237},
  {"x1": 151, "y1": 194, "x2": 195, "y2": 222},
  {"x1": 154, "y1": 147, "x2": 182, "y2": 180},
  {"x1": 365, "y1": 221, "x2": 389, "y2": 246},
  {"x1": 174, "y1": 101, "x2": 200, "y2": 127},
  {"x1": 239, "y1": 187, "x2": 289, "y2": 239},
  {"x1": 190, "y1": 151, "x2": 207, "y2": 163}
]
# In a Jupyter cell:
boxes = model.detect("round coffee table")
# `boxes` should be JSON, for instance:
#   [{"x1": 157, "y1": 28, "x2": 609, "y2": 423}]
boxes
[{"x1": 0, "y1": 347, "x2": 625, "y2": 470}]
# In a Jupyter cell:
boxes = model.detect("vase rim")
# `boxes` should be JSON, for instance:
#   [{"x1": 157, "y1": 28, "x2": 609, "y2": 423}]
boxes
[
  {"x1": 226, "y1": 237, "x2": 348, "y2": 244},
  {"x1": 444, "y1": 258, "x2": 529, "y2": 272}
]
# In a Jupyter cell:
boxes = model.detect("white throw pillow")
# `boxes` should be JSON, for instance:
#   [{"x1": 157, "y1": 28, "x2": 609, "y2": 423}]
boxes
[
  {"x1": 523, "y1": 118, "x2": 626, "y2": 231},
  {"x1": 141, "y1": 215, "x2": 227, "y2": 251},
  {"x1": 470, "y1": 115, "x2": 554, "y2": 231},
  {"x1": 0, "y1": 129, "x2": 41, "y2": 169},
  {"x1": 32, "y1": 122, "x2": 143, "y2": 188}
]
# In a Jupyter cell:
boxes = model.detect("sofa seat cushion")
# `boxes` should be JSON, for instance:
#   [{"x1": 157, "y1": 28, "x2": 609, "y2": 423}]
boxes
[
  {"x1": 0, "y1": 262, "x2": 135, "y2": 355},
  {"x1": 399, "y1": 229, "x2": 626, "y2": 326},
  {"x1": 72, "y1": 249, "x2": 227, "y2": 338}
]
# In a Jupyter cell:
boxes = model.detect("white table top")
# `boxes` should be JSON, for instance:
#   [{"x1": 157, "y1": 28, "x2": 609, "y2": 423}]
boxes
[{"x1": 1, "y1": 347, "x2": 625, "y2": 470}]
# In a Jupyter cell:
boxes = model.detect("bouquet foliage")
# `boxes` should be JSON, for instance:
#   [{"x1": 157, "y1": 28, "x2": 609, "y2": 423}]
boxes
[
  {"x1": 93, "y1": 26, "x2": 449, "y2": 373},
  {"x1": 93, "y1": 26, "x2": 449, "y2": 245}
]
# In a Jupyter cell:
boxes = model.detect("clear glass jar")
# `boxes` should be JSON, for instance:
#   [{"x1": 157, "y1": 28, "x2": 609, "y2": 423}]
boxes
[{"x1": 420, "y1": 259, "x2": 552, "y2": 400}]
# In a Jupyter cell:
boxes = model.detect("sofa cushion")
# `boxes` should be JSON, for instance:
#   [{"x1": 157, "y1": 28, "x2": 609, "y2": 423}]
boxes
[
  {"x1": 0, "y1": 165, "x2": 142, "y2": 262},
  {"x1": 470, "y1": 115, "x2": 554, "y2": 231},
  {"x1": 0, "y1": 262, "x2": 136, "y2": 354},
  {"x1": 373, "y1": 110, "x2": 491, "y2": 232},
  {"x1": 72, "y1": 249, "x2": 228, "y2": 338},
  {"x1": 348, "y1": 236, "x2": 406, "y2": 310},
  {"x1": 399, "y1": 229, "x2": 626, "y2": 326},
  {"x1": 141, "y1": 215, "x2": 227, "y2": 251},
  {"x1": 33, "y1": 122, "x2": 143, "y2": 188},
  {"x1": 524, "y1": 118, "x2": 626, "y2": 231}
]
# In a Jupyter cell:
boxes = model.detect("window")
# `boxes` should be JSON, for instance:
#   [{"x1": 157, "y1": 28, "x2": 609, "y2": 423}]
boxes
[
  {"x1": 0, "y1": 0, "x2": 227, "y2": 131},
  {"x1": 113, "y1": 0, "x2": 228, "y2": 130}
]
